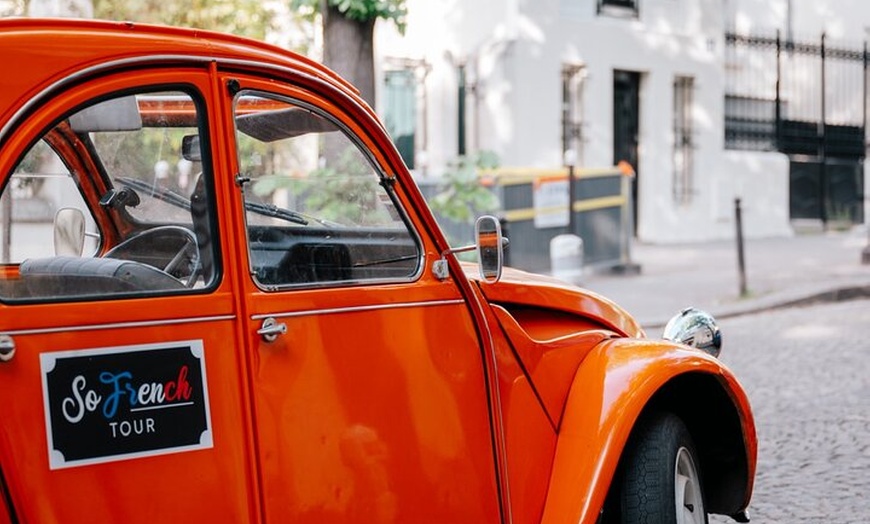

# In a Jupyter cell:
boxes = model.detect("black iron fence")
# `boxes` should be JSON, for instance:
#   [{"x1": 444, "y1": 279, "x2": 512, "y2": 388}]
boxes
[{"x1": 725, "y1": 30, "x2": 866, "y2": 224}]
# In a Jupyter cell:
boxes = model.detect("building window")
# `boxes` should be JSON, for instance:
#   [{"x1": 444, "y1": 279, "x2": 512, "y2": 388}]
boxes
[
  {"x1": 598, "y1": 0, "x2": 638, "y2": 17},
  {"x1": 673, "y1": 76, "x2": 695, "y2": 204},
  {"x1": 561, "y1": 64, "x2": 586, "y2": 166},
  {"x1": 383, "y1": 68, "x2": 419, "y2": 170}
]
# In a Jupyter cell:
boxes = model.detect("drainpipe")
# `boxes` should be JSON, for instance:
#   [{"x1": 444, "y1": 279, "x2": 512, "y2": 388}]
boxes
[
  {"x1": 820, "y1": 32, "x2": 828, "y2": 228},
  {"x1": 862, "y1": 41, "x2": 870, "y2": 263},
  {"x1": 458, "y1": 62, "x2": 467, "y2": 157}
]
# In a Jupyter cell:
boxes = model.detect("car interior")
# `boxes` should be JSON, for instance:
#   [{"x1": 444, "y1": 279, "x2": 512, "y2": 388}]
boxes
[{"x1": 2, "y1": 92, "x2": 421, "y2": 301}]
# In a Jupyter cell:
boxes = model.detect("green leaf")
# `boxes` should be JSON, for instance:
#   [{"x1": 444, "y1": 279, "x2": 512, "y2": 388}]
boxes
[
  {"x1": 428, "y1": 150, "x2": 501, "y2": 227},
  {"x1": 252, "y1": 175, "x2": 291, "y2": 197},
  {"x1": 316, "y1": 0, "x2": 408, "y2": 33}
]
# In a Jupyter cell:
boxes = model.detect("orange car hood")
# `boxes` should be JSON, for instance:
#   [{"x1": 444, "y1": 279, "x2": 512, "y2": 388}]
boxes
[{"x1": 463, "y1": 263, "x2": 645, "y2": 338}]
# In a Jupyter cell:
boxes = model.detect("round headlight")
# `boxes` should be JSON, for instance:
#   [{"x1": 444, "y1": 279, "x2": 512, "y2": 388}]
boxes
[{"x1": 662, "y1": 307, "x2": 722, "y2": 358}]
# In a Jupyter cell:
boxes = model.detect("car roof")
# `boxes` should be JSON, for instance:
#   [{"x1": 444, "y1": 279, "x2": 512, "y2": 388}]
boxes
[{"x1": 0, "y1": 18, "x2": 361, "y2": 135}]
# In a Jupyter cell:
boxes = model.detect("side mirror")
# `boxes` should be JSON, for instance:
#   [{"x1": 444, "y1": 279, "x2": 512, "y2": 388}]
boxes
[
  {"x1": 475, "y1": 215, "x2": 505, "y2": 283},
  {"x1": 53, "y1": 207, "x2": 85, "y2": 257},
  {"x1": 431, "y1": 215, "x2": 508, "y2": 283}
]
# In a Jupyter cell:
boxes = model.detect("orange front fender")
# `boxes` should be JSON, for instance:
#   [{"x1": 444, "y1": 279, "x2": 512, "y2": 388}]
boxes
[{"x1": 540, "y1": 338, "x2": 756, "y2": 524}]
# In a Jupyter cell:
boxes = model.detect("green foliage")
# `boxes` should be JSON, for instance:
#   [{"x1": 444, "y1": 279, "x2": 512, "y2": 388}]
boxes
[
  {"x1": 252, "y1": 145, "x2": 389, "y2": 226},
  {"x1": 93, "y1": 0, "x2": 275, "y2": 39},
  {"x1": 429, "y1": 151, "x2": 500, "y2": 225},
  {"x1": 13, "y1": 139, "x2": 51, "y2": 176},
  {"x1": 300, "y1": 169, "x2": 388, "y2": 225},
  {"x1": 290, "y1": 0, "x2": 407, "y2": 33}
]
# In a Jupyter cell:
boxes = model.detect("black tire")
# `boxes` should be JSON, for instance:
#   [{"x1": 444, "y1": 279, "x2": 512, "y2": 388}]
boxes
[{"x1": 619, "y1": 412, "x2": 708, "y2": 524}]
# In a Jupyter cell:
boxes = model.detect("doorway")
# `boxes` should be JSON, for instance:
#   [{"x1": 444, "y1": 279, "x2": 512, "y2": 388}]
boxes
[
  {"x1": 613, "y1": 70, "x2": 641, "y2": 233},
  {"x1": 789, "y1": 157, "x2": 864, "y2": 226}
]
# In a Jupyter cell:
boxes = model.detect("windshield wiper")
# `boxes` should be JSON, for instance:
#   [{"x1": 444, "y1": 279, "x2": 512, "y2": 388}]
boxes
[
  {"x1": 115, "y1": 177, "x2": 191, "y2": 210},
  {"x1": 244, "y1": 201, "x2": 308, "y2": 225},
  {"x1": 116, "y1": 176, "x2": 311, "y2": 225}
]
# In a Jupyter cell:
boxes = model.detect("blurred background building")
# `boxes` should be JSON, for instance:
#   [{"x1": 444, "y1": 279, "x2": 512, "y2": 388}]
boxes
[{"x1": 375, "y1": 0, "x2": 870, "y2": 243}]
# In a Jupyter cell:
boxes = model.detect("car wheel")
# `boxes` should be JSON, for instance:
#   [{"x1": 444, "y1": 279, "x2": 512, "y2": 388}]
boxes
[{"x1": 620, "y1": 412, "x2": 708, "y2": 524}]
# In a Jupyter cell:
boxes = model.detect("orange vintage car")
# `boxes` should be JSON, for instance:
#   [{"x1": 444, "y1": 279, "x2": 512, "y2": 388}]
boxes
[{"x1": 0, "y1": 18, "x2": 755, "y2": 524}]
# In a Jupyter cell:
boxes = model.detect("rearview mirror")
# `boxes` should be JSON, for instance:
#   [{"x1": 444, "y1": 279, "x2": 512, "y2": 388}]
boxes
[
  {"x1": 476, "y1": 216, "x2": 505, "y2": 283},
  {"x1": 53, "y1": 207, "x2": 85, "y2": 257},
  {"x1": 182, "y1": 134, "x2": 201, "y2": 162}
]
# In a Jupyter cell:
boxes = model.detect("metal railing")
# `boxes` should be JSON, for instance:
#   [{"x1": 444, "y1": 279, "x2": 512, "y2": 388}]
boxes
[{"x1": 725, "y1": 30, "x2": 866, "y2": 225}]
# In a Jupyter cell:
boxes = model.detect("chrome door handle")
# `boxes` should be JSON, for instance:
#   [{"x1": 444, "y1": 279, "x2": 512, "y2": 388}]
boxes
[
  {"x1": 0, "y1": 334, "x2": 15, "y2": 362},
  {"x1": 257, "y1": 317, "x2": 287, "y2": 342}
]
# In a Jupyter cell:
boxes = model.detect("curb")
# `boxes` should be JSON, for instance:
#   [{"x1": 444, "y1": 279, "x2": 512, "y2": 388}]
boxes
[{"x1": 639, "y1": 283, "x2": 870, "y2": 331}]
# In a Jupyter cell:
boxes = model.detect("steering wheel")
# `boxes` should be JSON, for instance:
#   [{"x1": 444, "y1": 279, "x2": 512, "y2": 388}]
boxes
[{"x1": 103, "y1": 226, "x2": 201, "y2": 288}]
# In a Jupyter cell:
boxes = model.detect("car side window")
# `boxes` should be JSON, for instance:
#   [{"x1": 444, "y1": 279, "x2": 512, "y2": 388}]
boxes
[
  {"x1": 0, "y1": 89, "x2": 219, "y2": 301},
  {"x1": 233, "y1": 91, "x2": 420, "y2": 288},
  {"x1": 1, "y1": 141, "x2": 100, "y2": 264}
]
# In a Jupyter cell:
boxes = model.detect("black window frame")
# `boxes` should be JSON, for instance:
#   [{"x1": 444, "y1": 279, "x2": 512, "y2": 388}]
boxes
[
  {"x1": 0, "y1": 83, "x2": 223, "y2": 304},
  {"x1": 231, "y1": 88, "x2": 424, "y2": 292},
  {"x1": 598, "y1": 0, "x2": 639, "y2": 17},
  {"x1": 672, "y1": 76, "x2": 695, "y2": 204}
]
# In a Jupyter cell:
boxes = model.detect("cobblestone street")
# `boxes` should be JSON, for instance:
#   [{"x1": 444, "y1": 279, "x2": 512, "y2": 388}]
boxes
[{"x1": 709, "y1": 300, "x2": 870, "y2": 523}]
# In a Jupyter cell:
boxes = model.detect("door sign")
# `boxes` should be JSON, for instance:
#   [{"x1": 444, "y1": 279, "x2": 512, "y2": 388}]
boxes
[{"x1": 40, "y1": 340, "x2": 212, "y2": 469}]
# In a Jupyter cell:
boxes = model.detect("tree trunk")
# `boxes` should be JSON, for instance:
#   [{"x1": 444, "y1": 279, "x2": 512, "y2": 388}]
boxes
[{"x1": 321, "y1": 1, "x2": 376, "y2": 105}]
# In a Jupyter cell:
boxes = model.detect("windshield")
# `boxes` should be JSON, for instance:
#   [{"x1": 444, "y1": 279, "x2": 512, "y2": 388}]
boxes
[
  {"x1": 85, "y1": 92, "x2": 202, "y2": 226},
  {"x1": 233, "y1": 93, "x2": 404, "y2": 230}
]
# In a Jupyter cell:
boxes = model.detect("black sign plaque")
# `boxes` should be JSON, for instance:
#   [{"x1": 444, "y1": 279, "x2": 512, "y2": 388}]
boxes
[{"x1": 40, "y1": 340, "x2": 212, "y2": 469}]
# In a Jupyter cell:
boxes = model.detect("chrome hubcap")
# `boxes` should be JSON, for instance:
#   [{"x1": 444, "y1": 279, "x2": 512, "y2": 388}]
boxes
[{"x1": 675, "y1": 447, "x2": 705, "y2": 524}]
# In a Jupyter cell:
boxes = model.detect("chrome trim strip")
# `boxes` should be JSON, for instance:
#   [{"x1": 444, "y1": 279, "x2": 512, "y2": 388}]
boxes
[
  {"x1": 1, "y1": 314, "x2": 236, "y2": 336},
  {"x1": 250, "y1": 299, "x2": 464, "y2": 321}
]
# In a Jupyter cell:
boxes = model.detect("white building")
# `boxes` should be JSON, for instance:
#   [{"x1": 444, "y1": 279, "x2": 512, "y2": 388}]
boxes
[{"x1": 375, "y1": 0, "x2": 870, "y2": 243}]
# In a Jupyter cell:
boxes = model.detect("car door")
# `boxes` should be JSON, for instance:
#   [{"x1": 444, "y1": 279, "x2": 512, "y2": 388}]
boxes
[
  {"x1": 0, "y1": 69, "x2": 256, "y2": 523},
  {"x1": 223, "y1": 74, "x2": 502, "y2": 523}
]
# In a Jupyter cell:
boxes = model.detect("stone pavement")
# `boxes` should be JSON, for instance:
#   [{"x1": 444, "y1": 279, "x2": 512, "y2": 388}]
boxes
[
  {"x1": 706, "y1": 300, "x2": 870, "y2": 523},
  {"x1": 578, "y1": 226, "x2": 870, "y2": 331}
]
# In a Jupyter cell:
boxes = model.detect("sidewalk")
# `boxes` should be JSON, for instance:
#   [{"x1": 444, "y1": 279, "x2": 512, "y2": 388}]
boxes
[{"x1": 580, "y1": 226, "x2": 870, "y2": 331}]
